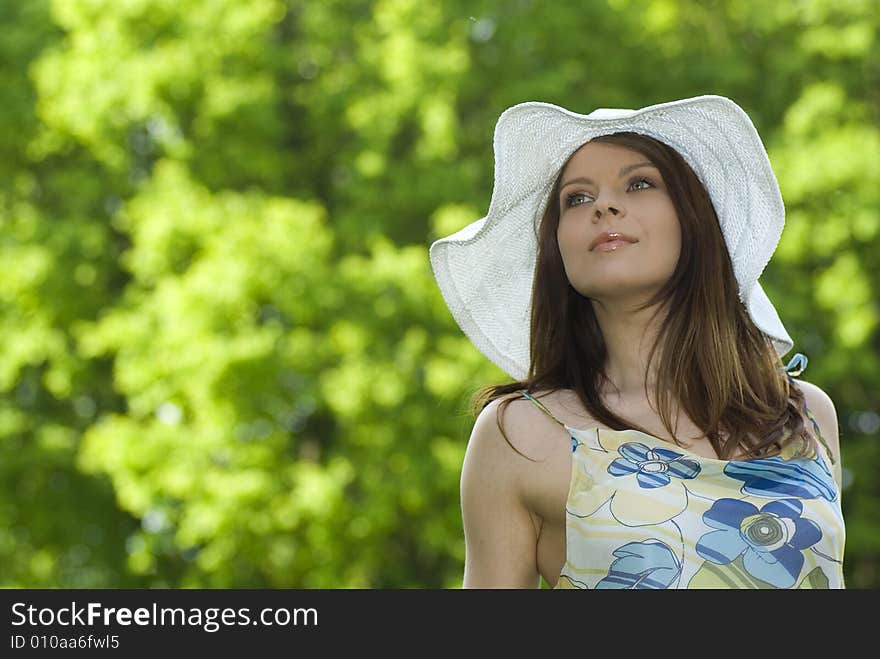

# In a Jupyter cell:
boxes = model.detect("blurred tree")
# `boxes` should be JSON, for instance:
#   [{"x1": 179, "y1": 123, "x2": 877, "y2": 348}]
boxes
[{"x1": 1, "y1": 0, "x2": 877, "y2": 588}]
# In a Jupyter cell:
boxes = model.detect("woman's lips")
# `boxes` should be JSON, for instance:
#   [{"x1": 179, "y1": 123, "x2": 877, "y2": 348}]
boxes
[{"x1": 593, "y1": 239, "x2": 636, "y2": 252}]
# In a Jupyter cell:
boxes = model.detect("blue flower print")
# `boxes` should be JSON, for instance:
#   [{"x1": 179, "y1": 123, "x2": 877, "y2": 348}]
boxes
[
  {"x1": 724, "y1": 455, "x2": 837, "y2": 500},
  {"x1": 596, "y1": 540, "x2": 682, "y2": 589},
  {"x1": 696, "y1": 498, "x2": 821, "y2": 588},
  {"x1": 607, "y1": 442, "x2": 701, "y2": 489}
]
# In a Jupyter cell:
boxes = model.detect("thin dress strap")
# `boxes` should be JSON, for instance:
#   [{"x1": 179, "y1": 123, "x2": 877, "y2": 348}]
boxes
[
  {"x1": 518, "y1": 390, "x2": 566, "y2": 428},
  {"x1": 782, "y1": 352, "x2": 836, "y2": 465},
  {"x1": 781, "y1": 352, "x2": 808, "y2": 377}
]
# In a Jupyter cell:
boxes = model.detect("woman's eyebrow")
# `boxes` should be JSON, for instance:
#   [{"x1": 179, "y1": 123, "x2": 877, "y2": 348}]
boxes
[{"x1": 560, "y1": 161, "x2": 656, "y2": 191}]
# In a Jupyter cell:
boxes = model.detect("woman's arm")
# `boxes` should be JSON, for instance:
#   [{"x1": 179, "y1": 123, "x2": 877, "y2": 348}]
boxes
[{"x1": 460, "y1": 398, "x2": 541, "y2": 588}]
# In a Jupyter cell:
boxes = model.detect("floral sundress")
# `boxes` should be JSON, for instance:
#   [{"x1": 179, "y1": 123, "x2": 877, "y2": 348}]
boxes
[{"x1": 519, "y1": 359, "x2": 845, "y2": 589}]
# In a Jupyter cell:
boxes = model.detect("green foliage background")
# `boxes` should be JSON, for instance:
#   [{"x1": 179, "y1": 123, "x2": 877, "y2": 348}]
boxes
[{"x1": 2, "y1": 0, "x2": 878, "y2": 588}]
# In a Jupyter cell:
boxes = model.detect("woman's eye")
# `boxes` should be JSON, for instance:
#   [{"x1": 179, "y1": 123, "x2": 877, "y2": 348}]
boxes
[
  {"x1": 565, "y1": 192, "x2": 591, "y2": 208},
  {"x1": 564, "y1": 177, "x2": 655, "y2": 208}
]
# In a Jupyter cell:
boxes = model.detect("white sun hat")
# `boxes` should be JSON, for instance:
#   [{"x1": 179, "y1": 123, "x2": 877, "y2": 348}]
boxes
[{"x1": 429, "y1": 94, "x2": 793, "y2": 381}]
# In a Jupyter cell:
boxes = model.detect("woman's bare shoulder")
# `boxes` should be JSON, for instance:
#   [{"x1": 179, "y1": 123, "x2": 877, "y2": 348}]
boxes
[
  {"x1": 469, "y1": 390, "x2": 568, "y2": 461},
  {"x1": 789, "y1": 378, "x2": 842, "y2": 484}
]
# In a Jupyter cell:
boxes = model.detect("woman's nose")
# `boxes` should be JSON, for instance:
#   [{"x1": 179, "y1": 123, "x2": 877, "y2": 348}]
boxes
[{"x1": 591, "y1": 194, "x2": 624, "y2": 222}]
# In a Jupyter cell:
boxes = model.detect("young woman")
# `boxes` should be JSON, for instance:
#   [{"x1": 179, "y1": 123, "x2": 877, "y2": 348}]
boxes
[{"x1": 429, "y1": 96, "x2": 845, "y2": 589}]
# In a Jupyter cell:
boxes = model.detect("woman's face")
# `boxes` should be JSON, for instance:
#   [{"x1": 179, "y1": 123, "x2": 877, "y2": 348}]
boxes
[{"x1": 556, "y1": 140, "x2": 682, "y2": 302}]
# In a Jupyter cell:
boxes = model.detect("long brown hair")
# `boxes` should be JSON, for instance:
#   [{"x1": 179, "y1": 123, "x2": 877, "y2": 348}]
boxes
[{"x1": 471, "y1": 132, "x2": 828, "y2": 463}]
